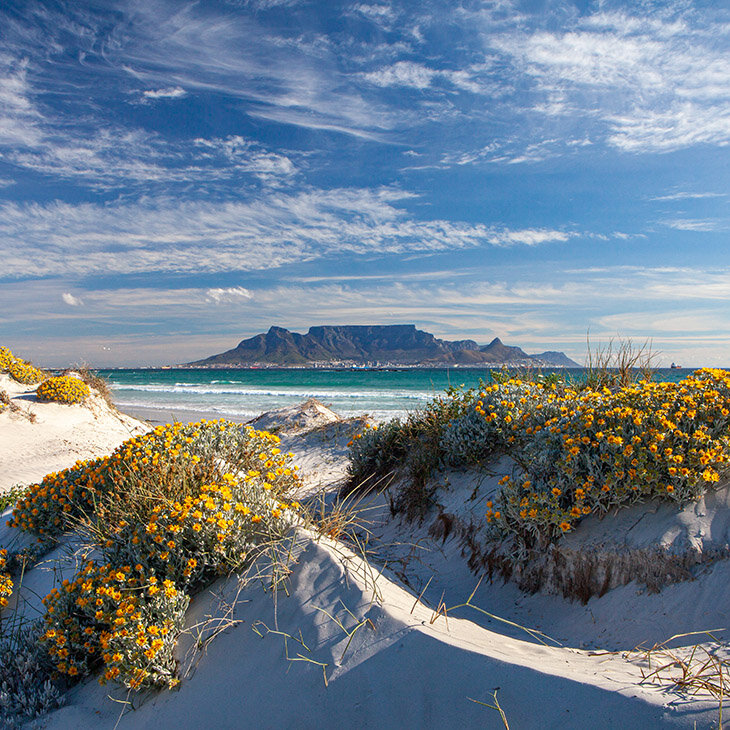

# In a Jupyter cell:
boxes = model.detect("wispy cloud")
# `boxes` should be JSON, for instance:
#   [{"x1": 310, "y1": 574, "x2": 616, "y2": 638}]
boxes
[
  {"x1": 650, "y1": 191, "x2": 726, "y2": 201},
  {"x1": 487, "y1": 8, "x2": 730, "y2": 154},
  {"x1": 0, "y1": 188, "x2": 575, "y2": 279},
  {"x1": 206, "y1": 286, "x2": 253, "y2": 303},
  {"x1": 141, "y1": 86, "x2": 187, "y2": 100},
  {"x1": 1, "y1": 83, "x2": 297, "y2": 191},
  {"x1": 662, "y1": 218, "x2": 725, "y2": 232},
  {"x1": 362, "y1": 61, "x2": 483, "y2": 94},
  {"x1": 0, "y1": 55, "x2": 43, "y2": 148}
]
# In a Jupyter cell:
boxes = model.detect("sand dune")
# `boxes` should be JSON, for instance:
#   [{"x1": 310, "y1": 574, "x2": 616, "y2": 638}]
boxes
[
  {"x1": 0, "y1": 396, "x2": 725, "y2": 728},
  {"x1": 0, "y1": 373, "x2": 148, "y2": 494}
]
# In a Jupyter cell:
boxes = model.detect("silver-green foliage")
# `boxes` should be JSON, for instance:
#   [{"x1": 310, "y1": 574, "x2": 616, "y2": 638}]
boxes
[{"x1": 0, "y1": 623, "x2": 64, "y2": 727}]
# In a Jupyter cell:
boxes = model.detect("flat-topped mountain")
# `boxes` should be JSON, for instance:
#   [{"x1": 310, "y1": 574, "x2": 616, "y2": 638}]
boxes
[{"x1": 186, "y1": 325, "x2": 580, "y2": 367}]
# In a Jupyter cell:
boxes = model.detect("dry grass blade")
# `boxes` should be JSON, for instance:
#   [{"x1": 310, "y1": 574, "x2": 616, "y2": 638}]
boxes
[
  {"x1": 252, "y1": 620, "x2": 329, "y2": 686},
  {"x1": 627, "y1": 629, "x2": 730, "y2": 729},
  {"x1": 584, "y1": 332, "x2": 659, "y2": 389},
  {"x1": 443, "y1": 579, "x2": 561, "y2": 647},
  {"x1": 312, "y1": 601, "x2": 376, "y2": 664},
  {"x1": 468, "y1": 689, "x2": 510, "y2": 729},
  {"x1": 70, "y1": 365, "x2": 116, "y2": 409}
]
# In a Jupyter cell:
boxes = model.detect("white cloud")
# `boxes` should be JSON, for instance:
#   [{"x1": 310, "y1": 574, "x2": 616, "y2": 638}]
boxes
[
  {"x1": 351, "y1": 4, "x2": 397, "y2": 30},
  {"x1": 662, "y1": 218, "x2": 724, "y2": 232},
  {"x1": 650, "y1": 191, "x2": 726, "y2": 201},
  {"x1": 141, "y1": 86, "x2": 187, "y2": 100},
  {"x1": 224, "y1": 0, "x2": 303, "y2": 8},
  {"x1": 106, "y1": 2, "x2": 401, "y2": 140},
  {"x1": 362, "y1": 61, "x2": 484, "y2": 94},
  {"x1": 488, "y1": 8, "x2": 730, "y2": 154},
  {"x1": 193, "y1": 136, "x2": 296, "y2": 182},
  {"x1": 206, "y1": 287, "x2": 253, "y2": 303},
  {"x1": 62, "y1": 292, "x2": 83, "y2": 306},
  {"x1": 0, "y1": 188, "x2": 574, "y2": 279},
  {"x1": 596, "y1": 309, "x2": 730, "y2": 335},
  {"x1": 0, "y1": 55, "x2": 43, "y2": 148},
  {"x1": 0, "y1": 76, "x2": 297, "y2": 190},
  {"x1": 353, "y1": 4, "x2": 396, "y2": 21},
  {"x1": 363, "y1": 62, "x2": 438, "y2": 90}
]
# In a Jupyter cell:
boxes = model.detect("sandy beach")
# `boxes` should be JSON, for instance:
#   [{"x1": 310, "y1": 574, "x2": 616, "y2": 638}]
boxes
[
  {"x1": 0, "y1": 373, "x2": 148, "y2": 494},
  {"x1": 0, "y1": 373, "x2": 728, "y2": 728}
]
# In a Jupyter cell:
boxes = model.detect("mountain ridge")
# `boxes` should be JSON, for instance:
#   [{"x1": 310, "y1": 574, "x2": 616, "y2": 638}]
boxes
[{"x1": 185, "y1": 325, "x2": 580, "y2": 368}]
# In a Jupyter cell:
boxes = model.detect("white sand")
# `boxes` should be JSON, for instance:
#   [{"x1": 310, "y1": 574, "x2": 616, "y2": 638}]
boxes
[
  {"x1": 0, "y1": 373, "x2": 148, "y2": 493},
  {"x1": 0, "y1": 396, "x2": 726, "y2": 728}
]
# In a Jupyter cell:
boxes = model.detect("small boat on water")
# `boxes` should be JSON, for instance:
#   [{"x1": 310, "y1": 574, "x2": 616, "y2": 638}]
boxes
[{"x1": 670, "y1": 362, "x2": 682, "y2": 369}]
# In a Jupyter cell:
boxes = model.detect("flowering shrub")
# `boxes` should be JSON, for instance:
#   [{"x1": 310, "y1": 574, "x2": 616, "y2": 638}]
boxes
[
  {"x1": 9, "y1": 458, "x2": 103, "y2": 539},
  {"x1": 9, "y1": 418, "x2": 303, "y2": 692},
  {"x1": 0, "y1": 346, "x2": 14, "y2": 371},
  {"x1": 36, "y1": 377, "x2": 90, "y2": 405},
  {"x1": 349, "y1": 370, "x2": 730, "y2": 551},
  {"x1": 11, "y1": 419, "x2": 300, "y2": 541},
  {"x1": 100, "y1": 473, "x2": 300, "y2": 593},
  {"x1": 473, "y1": 369, "x2": 730, "y2": 546},
  {"x1": 0, "y1": 345, "x2": 47, "y2": 385},
  {"x1": 8, "y1": 360, "x2": 46, "y2": 385},
  {"x1": 0, "y1": 549, "x2": 12, "y2": 609},
  {"x1": 40, "y1": 562, "x2": 188, "y2": 690}
]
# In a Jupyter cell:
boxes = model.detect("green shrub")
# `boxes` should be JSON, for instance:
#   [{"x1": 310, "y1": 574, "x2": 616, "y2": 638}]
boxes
[{"x1": 345, "y1": 385, "x2": 477, "y2": 517}]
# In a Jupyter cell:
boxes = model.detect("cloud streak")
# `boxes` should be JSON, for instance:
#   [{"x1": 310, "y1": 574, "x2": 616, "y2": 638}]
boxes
[
  {"x1": 488, "y1": 8, "x2": 730, "y2": 154},
  {"x1": 141, "y1": 86, "x2": 187, "y2": 100},
  {"x1": 0, "y1": 188, "x2": 575, "y2": 279}
]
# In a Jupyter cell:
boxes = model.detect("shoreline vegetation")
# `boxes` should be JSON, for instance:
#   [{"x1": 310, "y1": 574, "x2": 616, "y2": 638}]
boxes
[{"x1": 2, "y1": 343, "x2": 730, "y2": 727}]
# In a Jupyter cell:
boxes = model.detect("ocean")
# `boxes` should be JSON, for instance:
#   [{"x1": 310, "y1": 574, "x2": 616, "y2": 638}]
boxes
[{"x1": 99, "y1": 367, "x2": 698, "y2": 424}]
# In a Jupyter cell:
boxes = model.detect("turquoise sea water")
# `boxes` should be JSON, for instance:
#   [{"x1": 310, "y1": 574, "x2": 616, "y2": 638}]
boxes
[{"x1": 100, "y1": 367, "x2": 698, "y2": 422}]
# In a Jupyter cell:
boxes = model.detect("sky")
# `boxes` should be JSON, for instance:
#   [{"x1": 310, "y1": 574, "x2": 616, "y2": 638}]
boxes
[{"x1": 1, "y1": 0, "x2": 729, "y2": 367}]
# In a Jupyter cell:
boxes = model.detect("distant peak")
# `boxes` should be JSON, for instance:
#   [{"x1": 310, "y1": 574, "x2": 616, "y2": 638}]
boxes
[{"x1": 488, "y1": 337, "x2": 503, "y2": 346}]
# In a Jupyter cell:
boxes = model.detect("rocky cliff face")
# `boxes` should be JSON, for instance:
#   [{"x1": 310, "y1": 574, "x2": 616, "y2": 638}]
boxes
[
  {"x1": 479, "y1": 337, "x2": 530, "y2": 362},
  {"x1": 187, "y1": 325, "x2": 580, "y2": 367}
]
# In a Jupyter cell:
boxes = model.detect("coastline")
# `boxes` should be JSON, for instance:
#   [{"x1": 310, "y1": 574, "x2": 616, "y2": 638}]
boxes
[{"x1": 115, "y1": 402, "x2": 254, "y2": 426}]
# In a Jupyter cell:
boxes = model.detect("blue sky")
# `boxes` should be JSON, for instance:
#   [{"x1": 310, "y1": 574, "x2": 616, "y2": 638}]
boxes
[{"x1": 1, "y1": 0, "x2": 729, "y2": 367}]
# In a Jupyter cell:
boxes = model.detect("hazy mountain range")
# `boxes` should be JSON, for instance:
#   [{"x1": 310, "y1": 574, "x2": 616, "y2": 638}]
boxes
[{"x1": 186, "y1": 325, "x2": 580, "y2": 368}]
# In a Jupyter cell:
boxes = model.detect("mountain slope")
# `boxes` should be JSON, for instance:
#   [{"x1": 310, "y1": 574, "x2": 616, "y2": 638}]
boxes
[{"x1": 186, "y1": 325, "x2": 580, "y2": 367}]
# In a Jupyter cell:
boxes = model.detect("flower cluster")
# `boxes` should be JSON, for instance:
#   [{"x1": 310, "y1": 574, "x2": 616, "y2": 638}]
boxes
[
  {"x1": 0, "y1": 549, "x2": 12, "y2": 609},
  {"x1": 8, "y1": 359, "x2": 46, "y2": 385},
  {"x1": 11, "y1": 420, "x2": 300, "y2": 541},
  {"x1": 9, "y1": 418, "x2": 302, "y2": 692},
  {"x1": 9, "y1": 458, "x2": 102, "y2": 539},
  {"x1": 40, "y1": 561, "x2": 187, "y2": 690},
  {"x1": 346, "y1": 422, "x2": 378, "y2": 448},
  {"x1": 101, "y1": 472, "x2": 300, "y2": 593},
  {"x1": 0, "y1": 347, "x2": 14, "y2": 371},
  {"x1": 0, "y1": 345, "x2": 47, "y2": 385},
  {"x1": 475, "y1": 369, "x2": 730, "y2": 544},
  {"x1": 36, "y1": 376, "x2": 90, "y2": 405}
]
